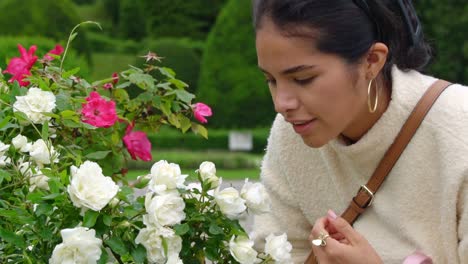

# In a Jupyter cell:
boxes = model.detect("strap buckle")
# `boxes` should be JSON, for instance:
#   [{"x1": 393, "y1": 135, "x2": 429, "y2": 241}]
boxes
[{"x1": 357, "y1": 185, "x2": 375, "y2": 208}]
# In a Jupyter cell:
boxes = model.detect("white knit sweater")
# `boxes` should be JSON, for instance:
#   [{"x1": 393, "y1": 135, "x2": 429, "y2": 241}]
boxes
[{"x1": 253, "y1": 67, "x2": 468, "y2": 263}]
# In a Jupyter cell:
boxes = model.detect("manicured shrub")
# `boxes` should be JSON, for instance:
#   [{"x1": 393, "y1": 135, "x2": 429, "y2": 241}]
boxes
[
  {"x1": 0, "y1": 0, "x2": 91, "y2": 61},
  {"x1": 145, "y1": 0, "x2": 228, "y2": 40},
  {"x1": 198, "y1": 0, "x2": 275, "y2": 128}
]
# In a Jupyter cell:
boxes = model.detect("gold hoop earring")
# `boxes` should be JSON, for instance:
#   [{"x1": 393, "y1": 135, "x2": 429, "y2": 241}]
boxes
[{"x1": 367, "y1": 79, "x2": 378, "y2": 113}]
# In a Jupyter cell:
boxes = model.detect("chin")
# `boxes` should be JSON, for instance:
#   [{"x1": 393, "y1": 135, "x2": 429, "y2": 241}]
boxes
[{"x1": 301, "y1": 136, "x2": 329, "y2": 148}]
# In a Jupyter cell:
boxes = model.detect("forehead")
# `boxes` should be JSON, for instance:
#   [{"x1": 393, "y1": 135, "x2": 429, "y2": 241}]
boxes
[{"x1": 255, "y1": 19, "x2": 322, "y2": 71}]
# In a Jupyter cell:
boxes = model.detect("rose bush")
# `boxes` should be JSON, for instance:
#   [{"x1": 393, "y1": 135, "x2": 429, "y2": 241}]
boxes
[{"x1": 0, "y1": 22, "x2": 292, "y2": 263}]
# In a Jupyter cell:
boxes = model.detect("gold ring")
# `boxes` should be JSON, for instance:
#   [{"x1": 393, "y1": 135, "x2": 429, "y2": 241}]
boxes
[{"x1": 312, "y1": 232, "x2": 330, "y2": 247}]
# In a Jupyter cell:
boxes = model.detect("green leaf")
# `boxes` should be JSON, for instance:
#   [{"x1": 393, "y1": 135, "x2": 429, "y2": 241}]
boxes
[
  {"x1": 34, "y1": 203, "x2": 53, "y2": 216},
  {"x1": 208, "y1": 222, "x2": 224, "y2": 235},
  {"x1": 0, "y1": 228, "x2": 25, "y2": 248},
  {"x1": 103, "y1": 215, "x2": 112, "y2": 226},
  {"x1": 0, "y1": 116, "x2": 12, "y2": 129},
  {"x1": 63, "y1": 67, "x2": 80, "y2": 79},
  {"x1": 116, "y1": 81, "x2": 132, "y2": 89},
  {"x1": 85, "y1": 151, "x2": 111, "y2": 160},
  {"x1": 128, "y1": 73, "x2": 155, "y2": 90},
  {"x1": 160, "y1": 101, "x2": 172, "y2": 117},
  {"x1": 97, "y1": 249, "x2": 109, "y2": 264},
  {"x1": 174, "y1": 90, "x2": 194, "y2": 104},
  {"x1": 168, "y1": 114, "x2": 180, "y2": 128},
  {"x1": 42, "y1": 193, "x2": 61, "y2": 200},
  {"x1": 41, "y1": 121, "x2": 49, "y2": 140},
  {"x1": 56, "y1": 92, "x2": 72, "y2": 111},
  {"x1": 0, "y1": 169, "x2": 11, "y2": 184},
  {"x1": 83, "y1": 210, "x2": 99, "y2": 228},
  {"x1": 106, "y1": 236, "x2": 129, "y2": 256},
  {"x1": 169, "y1": 78, "x2": 188, "y2": 89},
  {"x1": 174, "y1": 223, "x2": 190, "y2": 236},
  {"x1": 131, "y1": 244, "x2": 147, "y2": 263},
  {"x1": 60, "y1": 110, "x2": 79, "y2": 120},
  {"x1": 159, "y1": 67, "x2": 175, "y2": 78},
  {"x1": 14, "y1": 111, "x2": 29, "y2": 122},
  {"x1": 178, "y1": 114, "x2": 192, "y2": 133},
  {"x1": 192, "y1": 124, "x2": 208, "y2": 139}
]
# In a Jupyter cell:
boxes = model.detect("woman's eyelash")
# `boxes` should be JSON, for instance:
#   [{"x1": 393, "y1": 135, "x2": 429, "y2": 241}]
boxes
[{"x1": 294, "y1": 77, "x2": 315, "y2": 85}]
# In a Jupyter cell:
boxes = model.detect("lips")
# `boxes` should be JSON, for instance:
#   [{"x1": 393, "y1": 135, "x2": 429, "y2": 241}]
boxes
[{"x1": 289, "y1": 118, "x2": 317, "y2": 135}]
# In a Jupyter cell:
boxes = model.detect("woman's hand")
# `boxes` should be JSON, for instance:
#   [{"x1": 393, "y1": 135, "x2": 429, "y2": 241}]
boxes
[{"x1": 308, "y1": 210, "x2": 383, "y2": 264}]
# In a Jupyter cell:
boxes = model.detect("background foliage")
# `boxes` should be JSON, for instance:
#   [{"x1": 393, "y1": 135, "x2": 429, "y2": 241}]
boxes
[
  {"x1": 1, "y1": 0, "x2": 465, "y2": 144},
  {"x1": 197, "y1": 0, "x2": 275, "y2": 128}
]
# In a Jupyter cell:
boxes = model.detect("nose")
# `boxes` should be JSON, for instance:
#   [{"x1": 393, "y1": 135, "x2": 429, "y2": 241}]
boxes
[{"x1": 272, "y1": 84, "x2": 299, "y2": 114}]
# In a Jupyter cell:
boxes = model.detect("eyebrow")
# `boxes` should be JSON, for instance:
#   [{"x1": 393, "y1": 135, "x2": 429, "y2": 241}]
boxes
[{"x1": 258, "y1": 65, "x2": 316, "y2": 75}]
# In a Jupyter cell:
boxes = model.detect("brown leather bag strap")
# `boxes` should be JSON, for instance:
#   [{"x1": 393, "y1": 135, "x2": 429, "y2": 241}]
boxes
[
  {"x1": 341, "y1": 79, "x2": 452, "y2": 224},
  {"x1": 304, "y1": 79, "x2": 452, "y2": 264}
]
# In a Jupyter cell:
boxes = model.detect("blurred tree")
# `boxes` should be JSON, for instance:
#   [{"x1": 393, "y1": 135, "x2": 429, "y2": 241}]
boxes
[
  {"x1": 415, "y1": 1, "x2": 468, "y2": 83},
  {"x1": 145, "y1": 0, "x2": 228, "y2": 40},
  {"x1": 118, "y1": 0, "x2": 146, "y2": 40},
  {"x1": 197, "y1": 0, "x2": 275, "y2": 128}
]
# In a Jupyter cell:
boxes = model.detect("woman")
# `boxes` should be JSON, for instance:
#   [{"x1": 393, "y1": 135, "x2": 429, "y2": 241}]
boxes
[{"x1": 251, "y1": 0, "x2": 467, "y2": 263}]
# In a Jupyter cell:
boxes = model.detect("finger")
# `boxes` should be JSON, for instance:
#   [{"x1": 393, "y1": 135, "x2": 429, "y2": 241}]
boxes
[
  {"x1": 328, "y1": 216, "x2": 362, "y2": 245},
  {"x1": 311, "y1": 217, "x2": 329, "y2": 237}
]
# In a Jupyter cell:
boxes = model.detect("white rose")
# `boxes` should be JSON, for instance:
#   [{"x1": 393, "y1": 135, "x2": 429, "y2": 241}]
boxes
[
  {"x1": 135, "y1": 226, "x2": 182, "y2": 263},
  {"x1": 12, "y1": 134, "x2": 31, "y2": 152},
  {"x1": 144, "y1": 191, "x2": 186, "y2": 226},
  {"x1": 0, "y1": 155, "x2": 11, "y2": 167},
  {"x1": 229, "y1": 235, "x2": 258, "y2": 264},
  {"x1": 29, "y1": 170, "x2": 49, "y2": 191},
  {"x1": 264, "y1": 233, "x2": 293, "y2": 264},
  {"x1": 13, "y1": 87, "x2": 56, "y2": 124},
  {"x1": 198, "y1": 161, "x2": 220, "y2": 188},
  {"x1": 0, "y1": 140, "x2": 10, "y2": 154},
  {"x1": 49, "y1": 227, "x2": 102, "y2": 264},
  {"x1": 148, "y1": 160, "x2": 187, "y2": 194},
  {"x1": 214, "y1": 183, "x2": 246, "y2": 219},
  {"x1": 67, "y1": 161, "x2": 119, "y2": 211},
  {"x1": 29, "y1": 139, "x2": 59, "y2": 166},
  {"x1": 240, "y1": 179, "x2": 271, "y2": 215}
]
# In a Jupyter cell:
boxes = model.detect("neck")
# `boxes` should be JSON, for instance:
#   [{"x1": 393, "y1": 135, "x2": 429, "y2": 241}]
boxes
[{"x1": 341, "y1": 79, "x2": 391, "y2": 143}]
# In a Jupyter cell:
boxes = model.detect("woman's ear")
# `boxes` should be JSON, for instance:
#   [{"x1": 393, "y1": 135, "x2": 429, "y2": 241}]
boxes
[{"x1": 366, "y1": 42, "x2": 389, "y2": 78}]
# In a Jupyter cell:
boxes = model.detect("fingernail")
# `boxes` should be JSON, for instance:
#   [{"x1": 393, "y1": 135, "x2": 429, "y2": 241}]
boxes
[{"x1": 327, "y1": 209, "x2": 337, "y2": 220}]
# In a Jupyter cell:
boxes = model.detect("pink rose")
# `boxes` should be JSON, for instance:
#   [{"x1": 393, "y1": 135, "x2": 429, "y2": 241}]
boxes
[
  {"x1": 112, "y1": 72, "x2": 119, "y2": 85},
  {"x1": 43, "y1": 44, "x2": 64, "y2": 61},
  {"x1": 403, "y1": 251, "x2": 433, "y2": 264},
  {"x1": 193, "y1": 103, "x2": 212, "y2": 124},
  {"x1": 81, "y1": 92, "x2": 118, "y2": 128},
  {"x1": 123, "y1": 124, "x2": 152, "y2": 161},
  {"x1": 103, "y1": 83, "x2": 113, "y2": 90},
  {"x1": 3, "y1": 44, "x2": 38, "y2": 86}
]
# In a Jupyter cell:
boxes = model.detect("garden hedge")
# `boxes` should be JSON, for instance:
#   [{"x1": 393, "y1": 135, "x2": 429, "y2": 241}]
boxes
[
  {"x1": 197, "y1": 0, "x2": 275, "y2": 129},
  {"x1": 147, "y1": 128, "x2": 270, "y2": 154},
  {"x1": 0, "y1": 0, "x2": 91, "y2": 62}
]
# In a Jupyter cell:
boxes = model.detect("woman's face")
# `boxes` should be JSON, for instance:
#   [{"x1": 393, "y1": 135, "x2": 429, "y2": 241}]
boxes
[{"x1": 256, "y1": 19, "x2": 370, "y2": 148}]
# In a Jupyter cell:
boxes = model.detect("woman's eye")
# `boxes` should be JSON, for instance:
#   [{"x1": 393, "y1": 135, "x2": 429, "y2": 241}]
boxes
[
  {"x1": 265, "y1": 78, "x2": 276, "y2": 85},
  {"x1": 294, "y1": 77, "x2": 315, "y2": 85}
]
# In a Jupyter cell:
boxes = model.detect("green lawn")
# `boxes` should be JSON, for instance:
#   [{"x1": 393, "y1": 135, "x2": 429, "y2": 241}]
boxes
[
  {"x1": 90, "y1": 53, "x2": 137, "y2": 80},
  {"x1": 126, "y1": 168, "x2": 260, "y2": 181}
]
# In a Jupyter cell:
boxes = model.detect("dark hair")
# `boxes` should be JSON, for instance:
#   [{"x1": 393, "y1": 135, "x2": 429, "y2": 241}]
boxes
[{"x1": 253, "y1": 0, "x2": 432, "y2": 85}]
